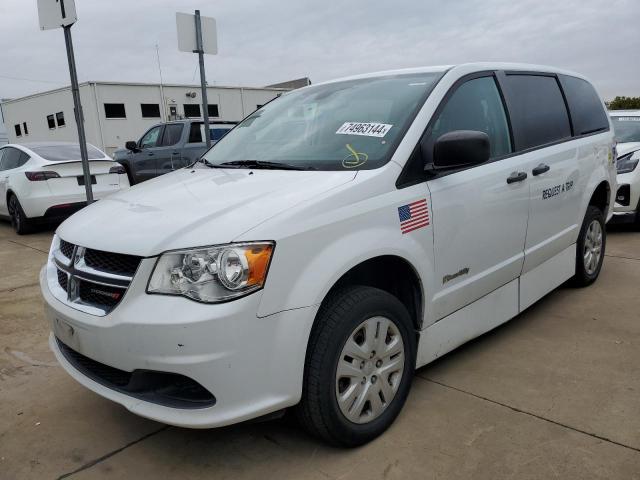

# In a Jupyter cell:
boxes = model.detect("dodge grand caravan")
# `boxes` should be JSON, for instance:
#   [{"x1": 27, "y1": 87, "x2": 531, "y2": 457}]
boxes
[{"x1": 41, "y1": 63, "x2": 616, "y2": 446}]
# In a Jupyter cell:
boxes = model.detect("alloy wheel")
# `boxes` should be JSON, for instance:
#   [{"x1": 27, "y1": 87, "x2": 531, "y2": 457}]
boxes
[{"x1": 583, "y1": 219, "x2": 603, "y2": 276}]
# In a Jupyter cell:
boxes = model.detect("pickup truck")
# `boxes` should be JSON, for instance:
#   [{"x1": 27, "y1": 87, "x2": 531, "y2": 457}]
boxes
[{"x1": 112, "y1": 120, "x2": 235, "y2": 184}]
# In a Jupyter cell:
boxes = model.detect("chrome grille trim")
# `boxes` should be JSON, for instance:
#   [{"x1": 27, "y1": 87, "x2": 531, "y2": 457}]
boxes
[{"x1": 46, "y1": 235, "x2": 142, "y2": 316}]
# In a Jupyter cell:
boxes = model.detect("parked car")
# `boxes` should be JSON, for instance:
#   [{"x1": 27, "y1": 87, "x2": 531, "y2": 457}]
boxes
[
  {"x1": 0, "y1": 142, "x2": 129, "y2": 234},
  {"x1": 112, "y1": 120, "x2": 236, "y2": 184},
  {"x1": 609, "y1": 110, "x2": 640, "y2": 226},
  {"x1": 42, "y1": 63, "x2": 615, "y2": 446}
]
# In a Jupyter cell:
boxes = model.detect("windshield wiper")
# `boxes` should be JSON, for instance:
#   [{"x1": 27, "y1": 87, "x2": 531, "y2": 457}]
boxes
[
  {"x1": 218, "y1": 160, "x2": 315, "y2": 171},
  {"x1": 198, "y1": 158, "x2": 221, "y2": 168}
]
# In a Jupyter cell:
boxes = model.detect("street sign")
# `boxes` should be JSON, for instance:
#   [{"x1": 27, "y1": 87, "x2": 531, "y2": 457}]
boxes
[
  {"x1": 176, "y1": 12, "x2": 217, "y2": 55},
  {"x1": 37, "y1": 0, "x2": 78, "y2": 30}
]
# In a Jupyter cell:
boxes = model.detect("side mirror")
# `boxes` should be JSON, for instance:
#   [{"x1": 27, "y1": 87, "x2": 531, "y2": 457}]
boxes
[
  {"x1": 125, "y1": 141, "x2": 139, "y2": 152},
  {"x1": 432, "y1": 130, "x2": 490, "y2": 169}
]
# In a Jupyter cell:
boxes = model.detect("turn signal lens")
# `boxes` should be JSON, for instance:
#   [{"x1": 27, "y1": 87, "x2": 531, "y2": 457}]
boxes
[{"x1": 25, "y1": 171, "x2": 60, "y2": 181}]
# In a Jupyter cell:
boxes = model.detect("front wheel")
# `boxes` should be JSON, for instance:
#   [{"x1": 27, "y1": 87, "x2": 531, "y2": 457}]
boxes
[
  {"x1": 7, "y1": 194, "x2": 32, "y2": 235},
  {"x1": 572, "y1": 205, "x2": 606, "y2": 287},
  {"x1": 296, "y1": 286, "x2": 416, "y2": 447}
]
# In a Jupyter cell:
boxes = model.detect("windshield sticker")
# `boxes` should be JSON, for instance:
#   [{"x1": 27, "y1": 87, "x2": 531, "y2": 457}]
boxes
[
  {"x1": 336, "y1": 122, "x2": 392, "y2": 138},
  {"x1": 616, "y1": 117, "x2": 640, "y2": 122},
  {"x1": 342, "y1": 144, "x2": 368, "y2": 168}
]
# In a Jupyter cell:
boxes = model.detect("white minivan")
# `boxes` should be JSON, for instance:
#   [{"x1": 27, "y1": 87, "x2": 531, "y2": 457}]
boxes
[{"x1": 41, "y1": 63, "x2": 616, "y2": 446}]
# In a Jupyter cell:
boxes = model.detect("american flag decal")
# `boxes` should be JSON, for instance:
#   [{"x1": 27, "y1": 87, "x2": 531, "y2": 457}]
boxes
[{"x1": 398, "y1": 199, "x2": 430, "y2": 234}]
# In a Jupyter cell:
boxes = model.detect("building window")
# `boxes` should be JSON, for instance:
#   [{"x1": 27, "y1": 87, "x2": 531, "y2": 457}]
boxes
[
  {"x1": 104, "y1": 103, "x2": 126, "y2": 119},
  {"x1": 14, "y1": 124, "x2": 22, "y2": 137},
  {"x1": 141, "y1": 103, "x2": 161, "y2": 118},
  {"x1": 23, "y1": 122, "x2": 28, "y2": 135},
  {"x1": 56, "y1": 111, "x2": 65, "y2": 127},
  {"x1": 47, "y1": 114, "x2": 56, "y2": 129},
  {"x1": 207, "y1": 104, "x2": 219, "y2": 117},
  {"x1": 183, "y1": 104, "x2": 201, "y2": 118}
]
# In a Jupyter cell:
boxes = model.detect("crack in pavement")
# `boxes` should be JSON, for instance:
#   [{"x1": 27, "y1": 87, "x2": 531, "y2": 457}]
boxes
[
  {"x1": 418, "y1": 376, "x2": 640, "y2": 455},
  {"x1": 6, "y1": 239, "x2": 49, "y2": 254},
  {"x1": 605, "y1": 253, "x2": 640, "y2": 262},
  {"x1": 56, "y1": 426, "x2": 169, "y2": 479},
  {"x1": 0, "y1": 282, "x2": 40, "y2": 294}
]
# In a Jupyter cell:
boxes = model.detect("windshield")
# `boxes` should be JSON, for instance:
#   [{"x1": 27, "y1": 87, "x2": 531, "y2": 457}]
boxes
[
  {"x1": 31, "y1": 144, "x2": 106, "y2": 161},
  {"x1": 202, "y1": 72, "x2": 443, "y2": 170},
  {"x1": 611, "y1": 116, "x2": 640, "y2": 143}
]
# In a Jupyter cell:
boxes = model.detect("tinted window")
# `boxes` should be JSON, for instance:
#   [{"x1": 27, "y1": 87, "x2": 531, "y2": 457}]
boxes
[
  {"x1": 140, "y1": 126, "x2": 162, "y2": 148},
  {"x1": 184, "y1": 104, "x2": 201, "y2": 118},
  {"x1": 104, "y1": 103, "x2": 126, "y2": 118},
  {"x1": 23, "y1": 122, "x2": 28, "y2": 135},
  {"x1": 47, "y1": 114, "x2": 56, "y2": 129},
  {"x1": 56, "y1": 111, "x2": 65, "y2": 127},
  {"x1": 427, "y1": 76, "x2": 511, "y2": 159},
  {"x1": 211, "y1": 127, "x2": 231, "y2": 141},
  {"x1": 160, "y1": 124, "x2": 183, "y2": 146},
  {"x1": 559, "y1": 76, "x2": 608, "y2": 136},
  {"x1": 207, "y1": 104, "x2": 219, "y2": 117},
  {"x1": 1, "y1": 147, "x2": 25, "y2": 170},
  {"x1": 0, "y1": 149, "x2": 4, "y2": 169},
  {"x1": 141, "y1": 103, "x2": 161, "y2": 118},
  {"x1": 611, "y1": 116, "x2": 640, "y2": 143},
  {"x1": 31, "y1": 144, "x2": 105, "y2": 161},
  {"x1": 504, "y1": 75, "x2": 571, "y2": 150},
  {"x1": 188, "y1": 123, "x2": 203, "y2": 143}
]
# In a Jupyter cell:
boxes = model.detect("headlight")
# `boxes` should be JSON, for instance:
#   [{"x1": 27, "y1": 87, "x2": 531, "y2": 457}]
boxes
[
  {"x1": 147, "y1": 242, "x2": 274, "y2": 303},
  {"x1": 617, "y1": 152, "x2": 639, "y2": 174}
]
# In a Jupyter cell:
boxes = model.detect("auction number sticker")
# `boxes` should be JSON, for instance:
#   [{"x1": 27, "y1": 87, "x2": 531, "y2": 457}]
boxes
[{"x1": 336, "y1": 122, "x2": 393, "y2": 138}]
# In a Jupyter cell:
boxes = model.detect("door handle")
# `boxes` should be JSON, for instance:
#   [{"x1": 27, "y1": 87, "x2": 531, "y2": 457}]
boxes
[
  {"x1": 532, "y1": 163, "x2": 550, "y2": 176},
  {"x1": 507, "y1": 171, "x2": 528, "y2": 184}
]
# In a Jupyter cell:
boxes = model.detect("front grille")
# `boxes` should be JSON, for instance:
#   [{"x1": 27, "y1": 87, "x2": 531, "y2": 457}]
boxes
[
  {"x1": 60, "y1": 240, "x2": 74, "y2": 259},
  {"x1": 57, "y1": 269, "x2": 68, "y2": 291},
  {"x1": 56, "y1": 338, "x2": 216, "y2": 409},
  {"x1": 84, "y1": 248, "x2": 141, "y2": 277},
  {"x1": 54, "y1": 239, "x2": 142, "y2": 314},
  {"x1": 78, "y1": 281, "x2": 125, "y2": 309}
]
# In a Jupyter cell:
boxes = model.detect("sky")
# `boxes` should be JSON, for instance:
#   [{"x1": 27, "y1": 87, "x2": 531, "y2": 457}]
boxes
[{"x1": 0, "y1": 0, "x2": 638, "y2": 101}]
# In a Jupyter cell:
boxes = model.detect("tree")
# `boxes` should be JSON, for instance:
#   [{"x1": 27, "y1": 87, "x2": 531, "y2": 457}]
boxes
[{"x1": 607, "y1": 96, "x2": 640, "y2": 110}]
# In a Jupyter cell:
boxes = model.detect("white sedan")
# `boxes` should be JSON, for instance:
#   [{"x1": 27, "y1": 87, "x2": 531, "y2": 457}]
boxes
[
  {"x1": 610, "y1": 110, "x2": 640, "y2": 226},
  {"x1": 0, "y1": 142, "x2": 130, "y2": 234}
]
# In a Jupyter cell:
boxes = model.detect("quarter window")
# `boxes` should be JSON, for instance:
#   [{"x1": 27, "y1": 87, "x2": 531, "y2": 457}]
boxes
[
  {"x1": 559, "y1": 75, "x2": 609, "y2": 136},
  {"x1": 1, "y1": 147, "x2": 25, "y2": 170},
  {"x1": 427, "y1": 76, "x2": 512, "y2": 159},
  {"x1": 104, "y1": 103, "x2": 126, "y2": 119},
  {"x1": 503, "y1": 75, "x2": 571, "y2": 150},
  {"x1": 184, "y1": 104, "x2": 201, "y2": 118},
  {"x1": 140, "y1": 126, "x2": 162, "y2": 148}
]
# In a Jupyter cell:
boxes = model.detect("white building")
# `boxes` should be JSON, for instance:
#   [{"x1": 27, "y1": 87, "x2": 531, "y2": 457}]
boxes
[{"x1": 0, "y1": 82, "x2": 288, "y2": 156}]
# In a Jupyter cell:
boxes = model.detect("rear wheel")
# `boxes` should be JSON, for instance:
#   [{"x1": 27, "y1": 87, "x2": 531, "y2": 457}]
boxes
[
  {"x1": 572, "y1": 205, "x2": 605, "y2": 287},
  {"x1": 7, "y1": 194, "x2": 32, "y2": 235},
  {"x1": 296, "y1": 286, "x2": 416, "y2": 447}
]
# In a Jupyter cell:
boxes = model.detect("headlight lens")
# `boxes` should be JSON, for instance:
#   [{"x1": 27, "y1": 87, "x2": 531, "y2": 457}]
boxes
[
  {"x1": 617, "y1": 152, "x2": 639, "y2": 174},
  {"x1": 147, "y1": 242, "x2": 274, "y2": 303}
]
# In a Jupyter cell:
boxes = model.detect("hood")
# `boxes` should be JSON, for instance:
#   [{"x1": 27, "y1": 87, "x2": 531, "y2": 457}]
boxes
[
  {"x1": 617, "y1": 142, "x2": 640, "y2": 157},
  {"x1": 112, "y1": 148, "x2": 129, "y2": 159},
  {"x1": 57, "y1": 166, "x2": 357, "y2": 256}
]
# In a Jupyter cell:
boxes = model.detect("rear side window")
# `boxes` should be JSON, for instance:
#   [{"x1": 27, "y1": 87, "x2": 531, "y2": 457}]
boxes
[
  {"x1": 504, "y1": 75, "x2": 571, "y2": 150},
  {"x1": 559, "y1": 75, "x2": 609, "y2": 136},
  {"x1": 426, "y1": 76, "x2": 512, "y2": 159},
  {"x1": 188, "y1": 123, "x2": 203, "y2": 143},
  {"x1": 1, "y1": 147, "x2": 26, "y2": 170},
  {"x1": 160, "y1": 124, "x2": 183, "y2": 146}
]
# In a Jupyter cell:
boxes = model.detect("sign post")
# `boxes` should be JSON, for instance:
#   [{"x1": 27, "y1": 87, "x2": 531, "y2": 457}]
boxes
[
  {"x1": 37, "y1": 0, "x2": 94, "y2": 204},
  {"x1": 176, "y1": 11, "x2": 218, "y2": 150}
]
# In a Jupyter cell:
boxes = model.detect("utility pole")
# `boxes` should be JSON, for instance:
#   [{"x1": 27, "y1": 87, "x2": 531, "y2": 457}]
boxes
[{"x1": 194, "y1": 10, "x2": 211, "y2": 149}]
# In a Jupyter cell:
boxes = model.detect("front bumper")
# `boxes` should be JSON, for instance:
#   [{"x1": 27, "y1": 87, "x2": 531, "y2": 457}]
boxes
[{"x1": 41, "y1": 264, "x2": 318, "y2": 428}]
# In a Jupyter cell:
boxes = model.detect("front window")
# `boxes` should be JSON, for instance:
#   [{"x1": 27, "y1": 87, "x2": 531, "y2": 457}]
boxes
[
  {"x1": 611, "y1": 115, "x2": 640, "y2": 143},
  {"x1": 202, "y1": 72, "x2": 443, "y2": 170}
]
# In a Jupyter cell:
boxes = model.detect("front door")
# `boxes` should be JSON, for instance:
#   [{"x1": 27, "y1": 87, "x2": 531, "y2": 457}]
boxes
[
  {"x1": 424, "y1": 74, "x2": 529, "y2": 320},
  {"x1": 134, "y1": 125, "x2": 164, "y2": 182},
  {"x1": 155, "y1": 123, "x2": 185, "y2": 176}
]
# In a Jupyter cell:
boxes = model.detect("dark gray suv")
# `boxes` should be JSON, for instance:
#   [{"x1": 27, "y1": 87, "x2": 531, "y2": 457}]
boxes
[{"x1": 113, "y1": 120, "x2": 235, "y2": 184}]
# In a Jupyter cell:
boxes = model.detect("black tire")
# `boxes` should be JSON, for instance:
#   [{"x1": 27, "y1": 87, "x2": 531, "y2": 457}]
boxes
[
  {"x1": 572, "y1": 205, "x2": 606, "y2": 287},
  {"x1": 7, "y1": 194, "x2": 32, "y2": 235},
  {"x1": 296, "y1": 285, "x2": 416, "y2": 447}
]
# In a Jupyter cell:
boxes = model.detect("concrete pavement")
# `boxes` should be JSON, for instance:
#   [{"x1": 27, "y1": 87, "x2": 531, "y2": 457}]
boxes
[{"x1": 1, "y1": 222, "x2": 639, "y2": 479}]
